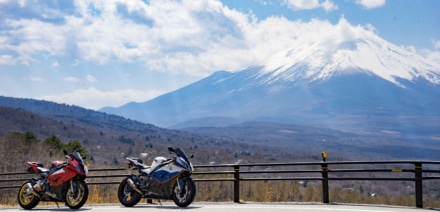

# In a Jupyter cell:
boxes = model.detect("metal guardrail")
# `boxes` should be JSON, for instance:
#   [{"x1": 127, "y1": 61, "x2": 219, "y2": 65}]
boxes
[{"x1": 1, "y1": 160, "x2": 440, "y2": 208}]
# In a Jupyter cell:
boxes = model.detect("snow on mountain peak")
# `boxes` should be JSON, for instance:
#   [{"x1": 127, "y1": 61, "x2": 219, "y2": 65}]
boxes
[{"x1": 258, "y1": 18, "x2": 440, "y2": 86}]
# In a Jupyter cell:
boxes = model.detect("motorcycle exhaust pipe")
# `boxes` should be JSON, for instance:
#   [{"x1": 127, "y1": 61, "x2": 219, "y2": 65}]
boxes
[
  {"x1": 26, "y1": 183, "x2": 41, "y2": 198},
  {"x1": 126, "y1": 179, "x2": 143, "y2": 195}
]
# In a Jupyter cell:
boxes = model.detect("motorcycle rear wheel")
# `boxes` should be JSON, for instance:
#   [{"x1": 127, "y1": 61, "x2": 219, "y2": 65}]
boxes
[
  {"x1": 118, "y1": 178, "x2": 142, "y2": 207},
  {"x1": 17, "y1": 182, "x2": 40, "y2": 209},
  {"x1": 173, "y1": 178, "x2": 196, "y2": 207},
  {"x1": 65, "y1": 181, "x2": 89, "y2": 209}
]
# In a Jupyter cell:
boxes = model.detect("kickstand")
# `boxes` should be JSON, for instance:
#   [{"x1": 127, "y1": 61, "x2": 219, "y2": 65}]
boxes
[
  {"x1": 55, "y1": 202, "x2": 60, "y2": 208},
  {"x1": 158, "y1": 199, "x2": 162, "y2": 206}
]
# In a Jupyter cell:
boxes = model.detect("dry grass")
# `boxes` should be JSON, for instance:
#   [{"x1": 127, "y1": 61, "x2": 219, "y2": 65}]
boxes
[{"x1": 87, "y1": 185, "x2": 120, "y2": 204}]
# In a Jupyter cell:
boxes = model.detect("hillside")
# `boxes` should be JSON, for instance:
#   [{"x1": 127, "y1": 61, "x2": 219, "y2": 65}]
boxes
[
  {"x1": 0, "y1": 97, "x2": 319, "y2": 166},
  {"x1": 2, "y1": 95, "x2": 439, "y2": 167}
]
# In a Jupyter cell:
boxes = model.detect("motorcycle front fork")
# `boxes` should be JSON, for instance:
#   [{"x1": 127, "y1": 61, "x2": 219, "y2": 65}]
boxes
[
  {"x1": 70, "y1": 180, "x2": 78, "y2": 195},
  {"x1": 177, "y1": 178, "x2": 186, "y2": 194}
]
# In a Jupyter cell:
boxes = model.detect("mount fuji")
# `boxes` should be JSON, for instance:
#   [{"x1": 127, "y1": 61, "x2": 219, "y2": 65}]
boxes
[{"x1": 100, "y1": 21, "x2": 440, "y2": 136}]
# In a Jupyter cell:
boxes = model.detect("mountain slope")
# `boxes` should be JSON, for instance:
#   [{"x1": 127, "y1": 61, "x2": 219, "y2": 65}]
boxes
[{"x1": 100, "y1": 26, "x2": 440, "y2": 136}]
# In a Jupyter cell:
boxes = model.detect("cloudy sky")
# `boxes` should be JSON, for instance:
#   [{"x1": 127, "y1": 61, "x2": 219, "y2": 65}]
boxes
[{"x1": 1, "y1": 0, "x2": 439, "y2": 110}]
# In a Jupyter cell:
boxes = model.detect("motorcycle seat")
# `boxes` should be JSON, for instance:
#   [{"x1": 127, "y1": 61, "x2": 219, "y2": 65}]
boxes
[
  {"x1": 141, "y1": 168, "x2": 151, "y2": 175},
  {"x1": 37, "y1": 167, "x2": 50, "y2": 173},
  {"x1": 138, "y1": 163, "x2": 149, "y2": 169},
  {"x1": 130, "y1": 158, "x2": 150, "y2": 170},
  {"x1": 27, "y1": 162, "x2": 49, "y2": 173}
]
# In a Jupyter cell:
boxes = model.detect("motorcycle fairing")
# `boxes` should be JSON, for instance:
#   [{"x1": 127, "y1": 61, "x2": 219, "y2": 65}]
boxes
[
  {"x1": 151, "y1": 170, "x2": 183, "y2": 184},
  {"x1": 47, "y1": 168, "x2": 76, "y2": 187},
  {"x1": 175, "y1": 157, "x2": 191, "y2": 170},
  {"x1": 23, "y1": 171, "x2": 75, "y2": 202}
]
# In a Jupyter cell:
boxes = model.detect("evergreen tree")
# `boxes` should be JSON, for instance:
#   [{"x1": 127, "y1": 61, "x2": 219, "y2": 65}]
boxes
[
  {"x1": 43, "y1": 135, "x2": 63, "y2": 151},
  {"x1": 63, "y1": 140, "x2": 89, "y2": 159}
]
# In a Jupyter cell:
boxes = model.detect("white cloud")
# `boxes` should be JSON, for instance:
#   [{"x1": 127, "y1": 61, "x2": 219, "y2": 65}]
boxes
[
  {"x1": 40, "y1": 87, "x2": 166, "y2": 110},
  {"x1": 0, "y1": 0, "x2": 372, "y2": 79},
  {"x1": 64, "y1": 76, "x2": 79, "y2": 82},
  {"x1": 0, "y1": 1, "x2": 345, "y2": 79},
  {"x1": 260, "y1": 17, "x2": 380, "y2": 73},
  {"x1": 4, "y1": 18, "x2": 67, "y2": 64},
  {"x1": 0, "y1": 54, "x2": 15, "y2": 65},
  {"x1": 29, "y1": 76, "x2": 44, "y2": 82},
  {"x1": 257, "y1": 0, "x2": 273, "y2": 6},
  {"x1": 402, "y1": 45, "x2": 417, "y2": 54},
  {"x1": 434, "y1": 40, "x2": 440, "y2": 49},
  {"x1": 86, "y1": 75, "x2": 97, "y2": 83},
  {"x1": 426, "y1": 51, "x2": 440, "y2": 66},
  {"x1": 71, "y1": 59, "x2": 80, "y2": 67},
  {"x1": 283, "y1": 0, "x2": 321, "y2": 10},
  {"x1": 18, "y1": 0, "x2": 25, "y2": 7},
  {"x1": 321, "y1": 0, "x2": 338, "y2": 11},
  {"x1": 283, "y1": 0, "x2": 338, "y2": 11},
  {"x1": 403, "y1": 44, "x2": 440, "y2": 68},
  {"x1": 355, "y1": 0, "x2": 386, "y2": 9},
  {"x1": 423, "y1": 44, "x2": 440, "y2": 66}
]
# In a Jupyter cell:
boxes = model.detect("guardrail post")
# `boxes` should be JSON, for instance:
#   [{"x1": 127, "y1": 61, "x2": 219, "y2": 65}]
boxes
[
  {"x1": 321, "y1": 163, "x2": 329, "y2": 204},
  {"x1": 414, "y1": 163, "x2": 423, "y2": 208},
  {"x1": 233, "y1": 165, "x2": 240, "y2": 203}
]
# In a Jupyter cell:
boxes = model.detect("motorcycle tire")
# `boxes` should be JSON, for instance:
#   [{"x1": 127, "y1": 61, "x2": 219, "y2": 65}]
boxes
[
  {"x1": 65, "y1": 180, "x2": 89, "y2": 209},
  {"x1": 172, "y1": 178, "x2": 196, "y2": 207},
  {"x1": 17, "y1": 182, "x2": 40, "y2": 209},
  {"x1": 118, "y1": 178, "x2": 142, "y2": 207}
]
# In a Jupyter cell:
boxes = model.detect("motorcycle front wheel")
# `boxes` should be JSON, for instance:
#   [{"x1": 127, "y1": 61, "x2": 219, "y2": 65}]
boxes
[
  {"x1": 118, "y1": 178, "x2": 142, "y2": 207},
  {"x1": 65, "y1": 181, "x2": 89, "y2": 209},
  {"x1": 17, "y1": 182, "x2": 40, "y2": 209},
  {"x1": 173, "y1": 178, "x2": 196, "y2": 207}
]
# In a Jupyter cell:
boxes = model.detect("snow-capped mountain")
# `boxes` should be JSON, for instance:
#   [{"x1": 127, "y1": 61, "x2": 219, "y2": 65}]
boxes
[
  {"x1": 258, "y1": 35, "x2": 439, "y2": 87},
  {"x1": 100, "y1": 29, "x2": 440, "y2": 135}
]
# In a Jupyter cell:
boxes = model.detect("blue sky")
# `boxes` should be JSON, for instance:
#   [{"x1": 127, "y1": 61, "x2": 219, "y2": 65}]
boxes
[{"x1": 0, "y1": 0, "x2": 439, "y2": 110}]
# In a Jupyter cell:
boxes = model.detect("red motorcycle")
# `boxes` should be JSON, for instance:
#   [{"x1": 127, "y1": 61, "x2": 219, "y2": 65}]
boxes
[{"x1": 17, "y1": 150, "x2": 89, "y2": 209}]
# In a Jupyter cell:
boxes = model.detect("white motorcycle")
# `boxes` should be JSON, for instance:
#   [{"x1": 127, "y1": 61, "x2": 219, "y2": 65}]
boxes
[{"x1": 117, "y1": 147, "x2": 196, "y2": 207}]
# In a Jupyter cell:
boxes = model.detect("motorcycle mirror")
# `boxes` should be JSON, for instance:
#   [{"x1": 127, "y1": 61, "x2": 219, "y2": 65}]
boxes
[
  {"x1": 63, "y1": 150, "x2": 68, "y2": 155},
  {"x1": 190, "y1": 154, "x2": 194, "y2": 159},
  {"x1": 168, "y1": 146, "x2": 174, "y2": 152}
]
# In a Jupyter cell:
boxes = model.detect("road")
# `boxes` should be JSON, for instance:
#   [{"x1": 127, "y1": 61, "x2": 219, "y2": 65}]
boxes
[{"x1": 0, "y1": 203, "x2": 434, "y2": 212}]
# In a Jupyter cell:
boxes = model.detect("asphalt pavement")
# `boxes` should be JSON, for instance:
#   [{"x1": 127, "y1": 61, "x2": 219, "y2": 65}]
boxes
[{"x1": 0, "y1": 202, "x2": 436, "y2": 212}]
